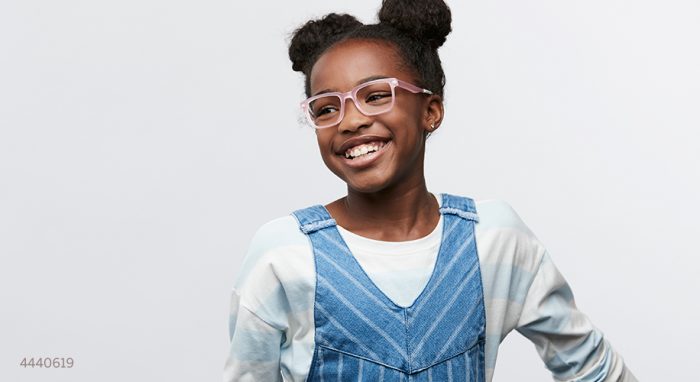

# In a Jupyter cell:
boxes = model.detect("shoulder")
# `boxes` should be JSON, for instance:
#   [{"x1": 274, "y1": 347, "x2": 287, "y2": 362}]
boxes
[
  {"x1": 469, "y1": 198, "x2": 547, "y2": 269},
  {"x1": 234, "y1": 214, "x2": 313, "y2": 290},
  {"x1": 437, "y1": 193, "x2": 535, "y2": 234},
  {"x1": 246, "y1": 215, "x2": 309, "y2": 253},
  {"x1": 473, "y1": 198, "x2": 535, "y2": 234}
]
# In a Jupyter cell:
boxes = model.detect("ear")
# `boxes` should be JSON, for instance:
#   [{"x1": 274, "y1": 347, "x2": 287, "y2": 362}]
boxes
[{"x1": 423, "y1": 94, "x2": 444, "y2": 135}]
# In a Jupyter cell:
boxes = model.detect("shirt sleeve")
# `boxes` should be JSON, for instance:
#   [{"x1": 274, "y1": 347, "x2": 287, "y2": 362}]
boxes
[
  {"x1": 515, "y1": 251, "x2": 637, "y2": 382},
  {"x1": 223, "y1": 288, "x2": 284, "y2": 382}
]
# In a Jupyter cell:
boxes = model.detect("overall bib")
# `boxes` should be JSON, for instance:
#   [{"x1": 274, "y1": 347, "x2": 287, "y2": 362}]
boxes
[{"x1": 292, "y1": 193, "x2": 486, "y2": 381}]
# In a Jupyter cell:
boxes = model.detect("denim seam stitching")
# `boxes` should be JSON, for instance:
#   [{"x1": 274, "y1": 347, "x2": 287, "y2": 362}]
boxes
[
  {"x1": 300, "y1": 219, "x2": 336, "y2": 234},
  {"x1": 439, "y1": 207, "x2": 480, "y2": 223}
]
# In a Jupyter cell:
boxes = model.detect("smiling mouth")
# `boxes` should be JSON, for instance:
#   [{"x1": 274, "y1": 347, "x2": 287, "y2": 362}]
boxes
[{"x1": 343, "y1": 140, "x2": 388, "y2": 159}]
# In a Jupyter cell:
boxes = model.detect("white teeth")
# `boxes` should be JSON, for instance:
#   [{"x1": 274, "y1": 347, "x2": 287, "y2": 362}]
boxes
[{"x1": 344, "y1": 141, "x2": 387, "y2": 159}]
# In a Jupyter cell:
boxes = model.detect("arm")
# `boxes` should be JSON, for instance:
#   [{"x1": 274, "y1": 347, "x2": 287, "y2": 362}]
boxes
[
  {"x1": 515, "y1": 252, "x2": 637, "y2": 382},
  {"x1": 223, "y1": 289, "x2": 284, "y2": 382}
]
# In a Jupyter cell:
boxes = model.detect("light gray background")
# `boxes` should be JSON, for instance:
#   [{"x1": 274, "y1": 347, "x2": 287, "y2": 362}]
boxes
[{"x1": 1, "y1": 0, "x2": 698, "y2": 381}]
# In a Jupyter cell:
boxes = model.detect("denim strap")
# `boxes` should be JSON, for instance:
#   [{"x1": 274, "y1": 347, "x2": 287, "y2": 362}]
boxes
[
  {"x1": 291, "y1": 205, "x2": 337, "y2": 234},
  {"x1": 440, "y1": 193, "x2": 480, "y2": 223}
]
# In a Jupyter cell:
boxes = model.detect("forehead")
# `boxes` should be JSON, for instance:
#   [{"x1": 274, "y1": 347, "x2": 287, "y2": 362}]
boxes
[{"x1": 309, "y1": 39, "x2": 412, "y2": 94}]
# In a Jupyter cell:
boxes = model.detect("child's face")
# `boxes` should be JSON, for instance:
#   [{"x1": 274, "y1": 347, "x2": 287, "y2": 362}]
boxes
[{"x1": 309, "y1": 39, "x2": 439, "y2": 194}]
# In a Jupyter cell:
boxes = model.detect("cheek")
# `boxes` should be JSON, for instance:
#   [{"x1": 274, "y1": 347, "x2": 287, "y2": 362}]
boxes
[
  {"x1": 315, "y1": 131, "x2": 332, "y2": 152},
  {"x1": 392, "y1": 99, "x2": 425, "y2": 128},
  {"x1": 315, "y1": 132, "x2": 340, "y2": 167},
  {"x1": 386, "y1": 111, "x2": 425, "y2": 141}
]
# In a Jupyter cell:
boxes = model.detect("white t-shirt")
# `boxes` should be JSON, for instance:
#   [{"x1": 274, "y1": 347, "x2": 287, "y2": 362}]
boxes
[
  {"x1": 224, "y1": 194, "x2": 636, "y2": 382},
  {"x1": 336, "y1": 213, "x2": 442, "y2": 308}
]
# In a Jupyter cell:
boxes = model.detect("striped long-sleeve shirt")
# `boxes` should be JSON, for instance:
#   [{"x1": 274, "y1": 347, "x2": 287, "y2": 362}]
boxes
[{"x1": 224, "y1": 196, "x2": 636, "y2": 381}]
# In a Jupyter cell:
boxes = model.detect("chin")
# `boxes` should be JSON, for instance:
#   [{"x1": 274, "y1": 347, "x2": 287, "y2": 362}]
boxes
[
  {"x1": 344, "y1": 175, "x2": 394, "y2": 194},
  {"x1": 325, "y1": 160, "x2": 397, "y2": 194},
  {"x1": 347, "y1": 184, "x2": 384, "y2": 194}
]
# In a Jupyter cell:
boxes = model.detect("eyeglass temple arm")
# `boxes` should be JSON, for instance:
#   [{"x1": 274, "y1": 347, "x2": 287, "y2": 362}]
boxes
[{"x1": 395, "y1": 79, "x2": 433, "y2": 95}]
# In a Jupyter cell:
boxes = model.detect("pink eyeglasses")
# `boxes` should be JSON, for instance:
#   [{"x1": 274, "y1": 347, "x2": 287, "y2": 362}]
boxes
[{"x1": 300, "y1": 77, "x2": 433, "y2": 129}]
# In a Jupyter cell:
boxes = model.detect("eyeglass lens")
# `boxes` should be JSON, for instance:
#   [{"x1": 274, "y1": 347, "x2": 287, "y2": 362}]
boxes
[{"x1": 308, "y1": 81, "x2": 394, "y2": 128}]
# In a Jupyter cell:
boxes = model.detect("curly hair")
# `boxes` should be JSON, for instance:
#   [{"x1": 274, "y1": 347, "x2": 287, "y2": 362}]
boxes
[{"x1": 288, "y1": 0, "x2": 452, "y2": 98}]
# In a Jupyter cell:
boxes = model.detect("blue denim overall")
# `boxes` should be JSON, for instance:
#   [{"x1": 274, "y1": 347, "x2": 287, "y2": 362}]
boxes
[{"x1": 292, "y1": 193, "x2": 486, "y2": 381}]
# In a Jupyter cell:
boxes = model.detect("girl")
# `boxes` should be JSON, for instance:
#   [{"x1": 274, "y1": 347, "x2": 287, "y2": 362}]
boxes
[{"x1": 225, "y1": 0, "x2": 636, "y2": 381}]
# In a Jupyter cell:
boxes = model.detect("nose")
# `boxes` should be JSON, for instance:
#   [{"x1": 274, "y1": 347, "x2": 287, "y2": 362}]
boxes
[{"x1": 337, "y1": 97, "x2": 372, "y2": 133}]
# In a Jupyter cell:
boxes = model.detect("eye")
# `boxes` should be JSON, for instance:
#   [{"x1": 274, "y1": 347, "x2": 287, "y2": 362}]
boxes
[
  {"x1": 310, "y1": 96, "x2": 341, "y2": 118},
  {"x1": 366, "y1": 92, "x2": 392, "y2": 103},
  {"x1": 315, "y1": 105, "x2": 339, "y2": 117}
]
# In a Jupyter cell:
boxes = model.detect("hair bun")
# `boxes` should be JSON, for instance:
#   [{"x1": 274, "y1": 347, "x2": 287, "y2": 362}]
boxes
[
  {"x1": 288, "y1": 13, "x2": 363, "y2": 73},
  {"x1": 378, "y1": 0, "x2": 452, "y2": 49}
]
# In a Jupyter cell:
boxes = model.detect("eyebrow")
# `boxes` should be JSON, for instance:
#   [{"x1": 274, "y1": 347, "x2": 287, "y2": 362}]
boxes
[{"x1": 312, "y1": 75, "x2": 390, "y2": 97}]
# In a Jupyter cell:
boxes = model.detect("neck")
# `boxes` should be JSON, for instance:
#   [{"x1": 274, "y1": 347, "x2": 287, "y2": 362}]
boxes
[{"x1": 332, "y1": 179, "x2": 440, "y2": 241}]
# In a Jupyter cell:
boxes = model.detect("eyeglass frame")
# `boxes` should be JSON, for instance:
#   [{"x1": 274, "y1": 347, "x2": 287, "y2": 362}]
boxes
[{"x1": 300, "y1": 77, "x2": 434, "y2": 129}]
